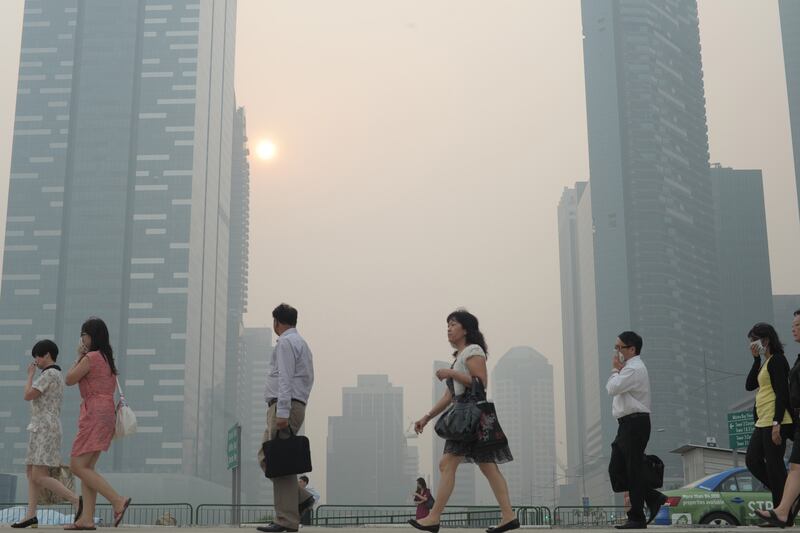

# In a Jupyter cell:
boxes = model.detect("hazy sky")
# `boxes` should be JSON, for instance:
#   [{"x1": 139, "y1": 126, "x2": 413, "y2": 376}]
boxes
[{"x1": 0, "y1": 1, "x2": 798, "y2": 497}]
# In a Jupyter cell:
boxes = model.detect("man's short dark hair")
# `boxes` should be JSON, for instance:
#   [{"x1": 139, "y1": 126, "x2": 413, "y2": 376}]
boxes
[
  {"x1": 32, "y1": 339, "x2": 59, "y2": 362},
  {"x1": 299, "y1": 475, "x2": 309, "y2": 483},
  {"x1": 272, "y1": 303, "x2": 298, "y2": 327},
  {"x1": 794, "y1": 309, "x2": 800, "y2": 317},
  {"x1": 618, "y1": 331, "x2": 643, "y2": 355}
]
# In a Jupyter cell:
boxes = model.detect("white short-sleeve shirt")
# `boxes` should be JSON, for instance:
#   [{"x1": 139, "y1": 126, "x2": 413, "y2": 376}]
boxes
[{"x1": 451, "y1": 344, "x2": 487, "y2": 396}]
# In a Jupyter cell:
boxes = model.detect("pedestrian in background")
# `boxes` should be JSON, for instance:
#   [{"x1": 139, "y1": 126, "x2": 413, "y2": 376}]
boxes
[
  {"x1": 409, "y1": 309, "x2": 517, "y2": 533},
  {"x1": 745, "y1": 322, "x2": 794, "y2": 508},
  {"x1": 413, "y1": 478, "x2": 433, "y2": 520},
  {"x1": 66, "y1": 317, "x2": 131, "y2": 530},
  {"x1": 257, "y1": 304, "x2": 315, "y2": 533},
  {"x1": 755, "y1": 312, "x2": 800, "y2": 527},
  {"x1": 12, "y1": 340, "x2": 81, "y2": 529},
  {"x1": 606, "y1": 331, "x2": 666, "y2": 529}
]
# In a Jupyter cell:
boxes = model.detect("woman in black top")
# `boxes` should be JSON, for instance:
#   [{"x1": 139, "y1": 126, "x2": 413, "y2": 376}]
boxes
[
  {"x1": 745, "y1": 322, "x2": 794, "y2": 508},
  {"x1": 756, "y1": 310, "x2": 800, "y2": 527}
]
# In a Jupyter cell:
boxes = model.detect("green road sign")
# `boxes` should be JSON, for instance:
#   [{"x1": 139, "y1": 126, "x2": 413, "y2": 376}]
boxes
[
  {"x1": 227, "y1": 424, "x2": 240, "y2": 470},
  {"x1": 727, "y1": 410, "x2": 754, "y2": 450}
]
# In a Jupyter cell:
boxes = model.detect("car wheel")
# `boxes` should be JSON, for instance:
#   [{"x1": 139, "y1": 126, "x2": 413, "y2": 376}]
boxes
[{"x1": 700, "y1": 512, "x2": 739, "y2": 526}]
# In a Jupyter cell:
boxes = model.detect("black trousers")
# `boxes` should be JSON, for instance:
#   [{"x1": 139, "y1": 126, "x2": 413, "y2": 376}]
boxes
[
  {"x1": 609, "y1": 414, "x2": 661, "y2": 522},
  {"x1": 746, "y1": 426, "x2": 789, "y2": 505}
]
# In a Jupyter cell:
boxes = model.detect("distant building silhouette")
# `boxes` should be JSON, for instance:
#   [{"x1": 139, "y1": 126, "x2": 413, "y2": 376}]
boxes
[
  {"x1": 492, "y1": 347, "x2": 556, "y2": 507},
  {"x1": 557, "y1": 183, "x2": 588, "y2": 505},
  {"x1": 0, "y1": 0, "x2": 238, "y2": 483},
  {"x1": 327, "y1": 375, "x2": 412, "y2": 504},
  {"x1": 238, "y1": 327, "x2": 273, "y2": 505},
  {"x1": 779, "y1": 0, "x2": 800, "y2": 221},
  {"x1": 578, "y1": 0, "x2": 723, "y2": 501},
  {"x1": 431, "y1": 360, "x2": 475, "y2": 506},
  {"x1": 710, "y1": 165, "x2": 774, "y2": 419}
]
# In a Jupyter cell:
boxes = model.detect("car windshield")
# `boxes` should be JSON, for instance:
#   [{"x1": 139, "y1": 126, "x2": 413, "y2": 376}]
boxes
[{"x1": 682, "y1": 471, "x2": 733, "y2": 491}]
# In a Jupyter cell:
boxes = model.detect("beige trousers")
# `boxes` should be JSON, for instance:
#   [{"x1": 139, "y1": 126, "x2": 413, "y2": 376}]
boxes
[{"x1": 257, "y1": 402, "x2": 311, "y2": 529}]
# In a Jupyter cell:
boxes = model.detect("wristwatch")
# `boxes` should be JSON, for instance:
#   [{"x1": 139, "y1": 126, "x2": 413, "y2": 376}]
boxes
[{"x1": 773, "y1": 421, "x2": 780, "y2": 426}]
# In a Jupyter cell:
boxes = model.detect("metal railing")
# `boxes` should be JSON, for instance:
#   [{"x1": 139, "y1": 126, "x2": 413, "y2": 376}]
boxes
[
  {"x1": 195, "y1": 504, "x2": 275, "y2": 526},
  {"x1": 0, "y1": 502, "x2": 193, "y2": 526},
  {"x1": 314, "y1": 504, "x2": 552, "y2": 528},
  {"x1": 553, "y1": 505, "x2": 628, "y2": 527}
]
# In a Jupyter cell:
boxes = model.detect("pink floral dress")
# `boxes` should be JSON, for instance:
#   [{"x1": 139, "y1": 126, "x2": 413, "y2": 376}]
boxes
[{"x1": 71, "y1": 351, "x2": 116, "y2": 457}]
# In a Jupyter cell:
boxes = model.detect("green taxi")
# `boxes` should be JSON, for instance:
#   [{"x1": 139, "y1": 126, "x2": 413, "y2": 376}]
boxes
[{"x1": 653, "y1": 466, "x2": 772, "y2": 526}]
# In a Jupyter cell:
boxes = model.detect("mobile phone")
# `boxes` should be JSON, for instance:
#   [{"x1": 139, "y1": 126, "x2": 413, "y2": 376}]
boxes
[{"x1": 617, "y1": 352, "x2": 625, "y2": 364}]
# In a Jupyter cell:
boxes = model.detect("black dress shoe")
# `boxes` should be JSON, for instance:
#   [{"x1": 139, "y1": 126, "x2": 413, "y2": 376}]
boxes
[
  {"x1": 407, "y1": 519, "x2": 440, "y2": 532},
  {"x1": 615, "y1": 520, "x2": 647, "y2": 529},
  {"x1": 646, "y1": 492, "x2": 667, "y2": 524},
  {"x1": 486, "y1": 518, "x2": 520, "y2": 533},
  {"x1": 256, "y1": 524, "x2": 298, "y2": 533},
  {"x1": 11, "y1": 516, "x2": 38, "y2": 529}
]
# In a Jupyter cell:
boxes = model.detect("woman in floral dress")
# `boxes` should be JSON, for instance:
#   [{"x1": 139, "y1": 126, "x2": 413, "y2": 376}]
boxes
[
  {"x1": 65, "y1": 318, "x2": 131, "y2": 530},
  {"x1": 12, "y1": 340, "x2": 81, "y2": 529}
]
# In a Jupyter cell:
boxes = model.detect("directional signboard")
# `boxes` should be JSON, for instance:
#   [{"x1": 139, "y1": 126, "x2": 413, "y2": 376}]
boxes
[
  {"x1": 727, "y1": 410, "x2": 754, "y2": 450},
  {"x1": 227, "y1": 424, "x2": 240, "y2": 470}
]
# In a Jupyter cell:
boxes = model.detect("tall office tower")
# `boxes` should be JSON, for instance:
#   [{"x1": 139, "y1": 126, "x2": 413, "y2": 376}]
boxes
[
  {"x1": 556, "y1": 183, "x2": 588, "y2": 505},
  {"x1": 0, "y1": 0, "x2": 237, "y2": 481},
  {"x1": 710, "y1": 165, "x2": 774, "y2": 416},
  {"x1": 327, "y1": 375, "x2": 412, "y2": 504},
  {"x1": 224, "y1": 105, "x2": 250, "y2": 434},
  {"x1": 780, "y1": 0, "x2": 800, "y2": 220},
  {"x1": 492, "y1": 347, "x2": 556, "y2": 507},
  {"x1": 431, "y1": 360, "x2": 475, "y2": 506},
  {"x1": 774, "y1": 295, "x2": 800, "y2": 346},
  {"x1": 238, "y1": 327, "x2": 273, "y2": 505},
  {"x1": 581, "y1": 0, "x2": 723, "y2": 488}
]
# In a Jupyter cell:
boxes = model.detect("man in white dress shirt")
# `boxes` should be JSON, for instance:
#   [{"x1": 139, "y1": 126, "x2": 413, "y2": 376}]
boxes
[
  {"x1": 257, "y1": 304, "x2": 315, "y2": 533},
  {"x1": 606, "y1": 331, "x2": 666, "y2": 529}
]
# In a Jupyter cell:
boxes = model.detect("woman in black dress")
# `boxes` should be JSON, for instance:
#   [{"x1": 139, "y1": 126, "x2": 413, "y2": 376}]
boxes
[{"x1": 408, "y1": 309, "x2": 517, "y2": 533}]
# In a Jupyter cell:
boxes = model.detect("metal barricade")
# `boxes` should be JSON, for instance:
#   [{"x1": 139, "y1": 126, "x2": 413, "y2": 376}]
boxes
[
  {"x1": 553, "y1": 505, "x2": 628, "y2": 527},
  {"x1": 195, "y1": 504, "x2": 275, "y2": 526},
  {"x1": 0, "y1": 502, "x2": 193, "y2": 527},
  {"x1": 313, "y1": 504, "x2": 535, "y2": 528},
  {"x1": 517, "y1": 505, "x2": 552, "y2": 526}
]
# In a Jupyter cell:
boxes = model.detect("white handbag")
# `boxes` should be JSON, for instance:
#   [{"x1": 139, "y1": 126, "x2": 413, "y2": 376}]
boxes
[{"x1": 114, "y1": 377, "x2": 137, "y2": 439}]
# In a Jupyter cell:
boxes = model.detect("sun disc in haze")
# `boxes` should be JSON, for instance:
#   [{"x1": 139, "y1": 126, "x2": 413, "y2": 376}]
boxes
[{"x1": 255, "y1": 139, "x2": 277, "y2": 161}]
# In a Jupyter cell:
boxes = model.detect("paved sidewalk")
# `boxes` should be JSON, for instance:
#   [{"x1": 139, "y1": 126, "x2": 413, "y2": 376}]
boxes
[{"x1": 0, "y1": 527, "x2": 762, "y2": 532}]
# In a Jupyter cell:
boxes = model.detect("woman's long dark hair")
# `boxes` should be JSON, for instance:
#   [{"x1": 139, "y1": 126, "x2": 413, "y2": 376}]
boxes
[
  {"x1": 748, "y1": 322, "x2": 785, "y2": 357},
  {"x1": 416, "y1": 477, "x2": 427, "y2": 492},
  {"x1": 82, "y1": 317, "x2": 118, "y2": 375},
  {"x1": 447, "y1": 309, "x2": 488, "y2": 357}
]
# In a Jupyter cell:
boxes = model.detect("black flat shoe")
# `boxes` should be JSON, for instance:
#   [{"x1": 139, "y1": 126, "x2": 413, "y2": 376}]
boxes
[
  {"x1": 408, "y1": 519, "x2": 440, "y2": 532},
  {"x1": 486, "y1": 518, "x2": 520, "y2": 533},
  {"x1": 11, "y1": 516, "x2": 38, "y2": 529},
  {"x1": 615, "y1": 520, "x2": 647, "y2": 529},
  {"x1": 74, "y1": 496, "x2": 83, "y2": 522}
]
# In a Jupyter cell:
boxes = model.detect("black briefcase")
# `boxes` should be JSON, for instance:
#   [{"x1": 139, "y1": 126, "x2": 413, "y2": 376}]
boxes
[{"x1": 262, "y1": 428, "x2": 312, "y2": 479}]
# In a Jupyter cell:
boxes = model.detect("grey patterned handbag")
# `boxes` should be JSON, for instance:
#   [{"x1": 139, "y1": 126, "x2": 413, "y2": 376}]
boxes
[{"x1": 434, "y1": 377, "x2": 483, "y2": 442}]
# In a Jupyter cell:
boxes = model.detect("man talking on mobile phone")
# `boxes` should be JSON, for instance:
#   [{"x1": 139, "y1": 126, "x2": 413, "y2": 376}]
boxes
[{"x1": 607, "y1": 331, "x2": 666, "y2": 529}]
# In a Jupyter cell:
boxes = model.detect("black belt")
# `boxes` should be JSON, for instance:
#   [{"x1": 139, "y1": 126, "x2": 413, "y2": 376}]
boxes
[
  {"x1": 267, "y1": 398, "x2": 306, "y2": 407},
  {"x1": 618, "y1": 412, "x2": 649, "y2": 424}
]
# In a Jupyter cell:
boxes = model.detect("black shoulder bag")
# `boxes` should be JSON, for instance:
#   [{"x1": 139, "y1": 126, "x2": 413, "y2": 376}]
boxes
[{"x1": 434, "y1": 377, "x2": 483, "y2": 442}]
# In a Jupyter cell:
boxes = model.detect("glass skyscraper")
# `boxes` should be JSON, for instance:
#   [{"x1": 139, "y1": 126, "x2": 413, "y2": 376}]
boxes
[
  {"x1": 780, "y1": 0, "x2": 800, "y2": 221},
  {"x1": 580, "y1": 0, "x2": 722, "y2": 491},
  {"x1": 0, "y1": 0, "x2": 238, "y2": 481}
]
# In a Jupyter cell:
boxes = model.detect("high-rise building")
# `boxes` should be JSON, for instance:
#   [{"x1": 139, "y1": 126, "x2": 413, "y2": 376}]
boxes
[
  {"x1": 238, "y1": 327, "x2": 273, "y2": 505},
  {"x1": 327, "y1": 375, "x2": 412, "y2": 504},
  {"x1": 556, "y1": 183, "x2": 588, "y2": 505},
  {"x1": 431, "y1": 360, "x2": 475, "y2": 506},
  {"x1": 225, "y1": 105, "x2": 251, "y2": 436},
  {"x1": 710, "y1": 165, "x2": 774, "y2": 418},
  {"x1": 774, "y1": 295, "x2": 800, "y2": 345},
  {"x1": 780, "y1": 0, "x2": 800, "y2": 220},
  {"x1": 580, "y1": 0, "x2": 722, "y2": 491},
  {"x1": 492, "y1": 347, "x2": 556, "y2": 507},
  {"x1": 0, "y1": 0, "x2": 237, "y2": 481}
]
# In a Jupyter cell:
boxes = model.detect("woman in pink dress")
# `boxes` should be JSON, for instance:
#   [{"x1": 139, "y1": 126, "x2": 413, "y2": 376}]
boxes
[{"x1": 65, "y1": 318, "x2": 131, "y2": 530}]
